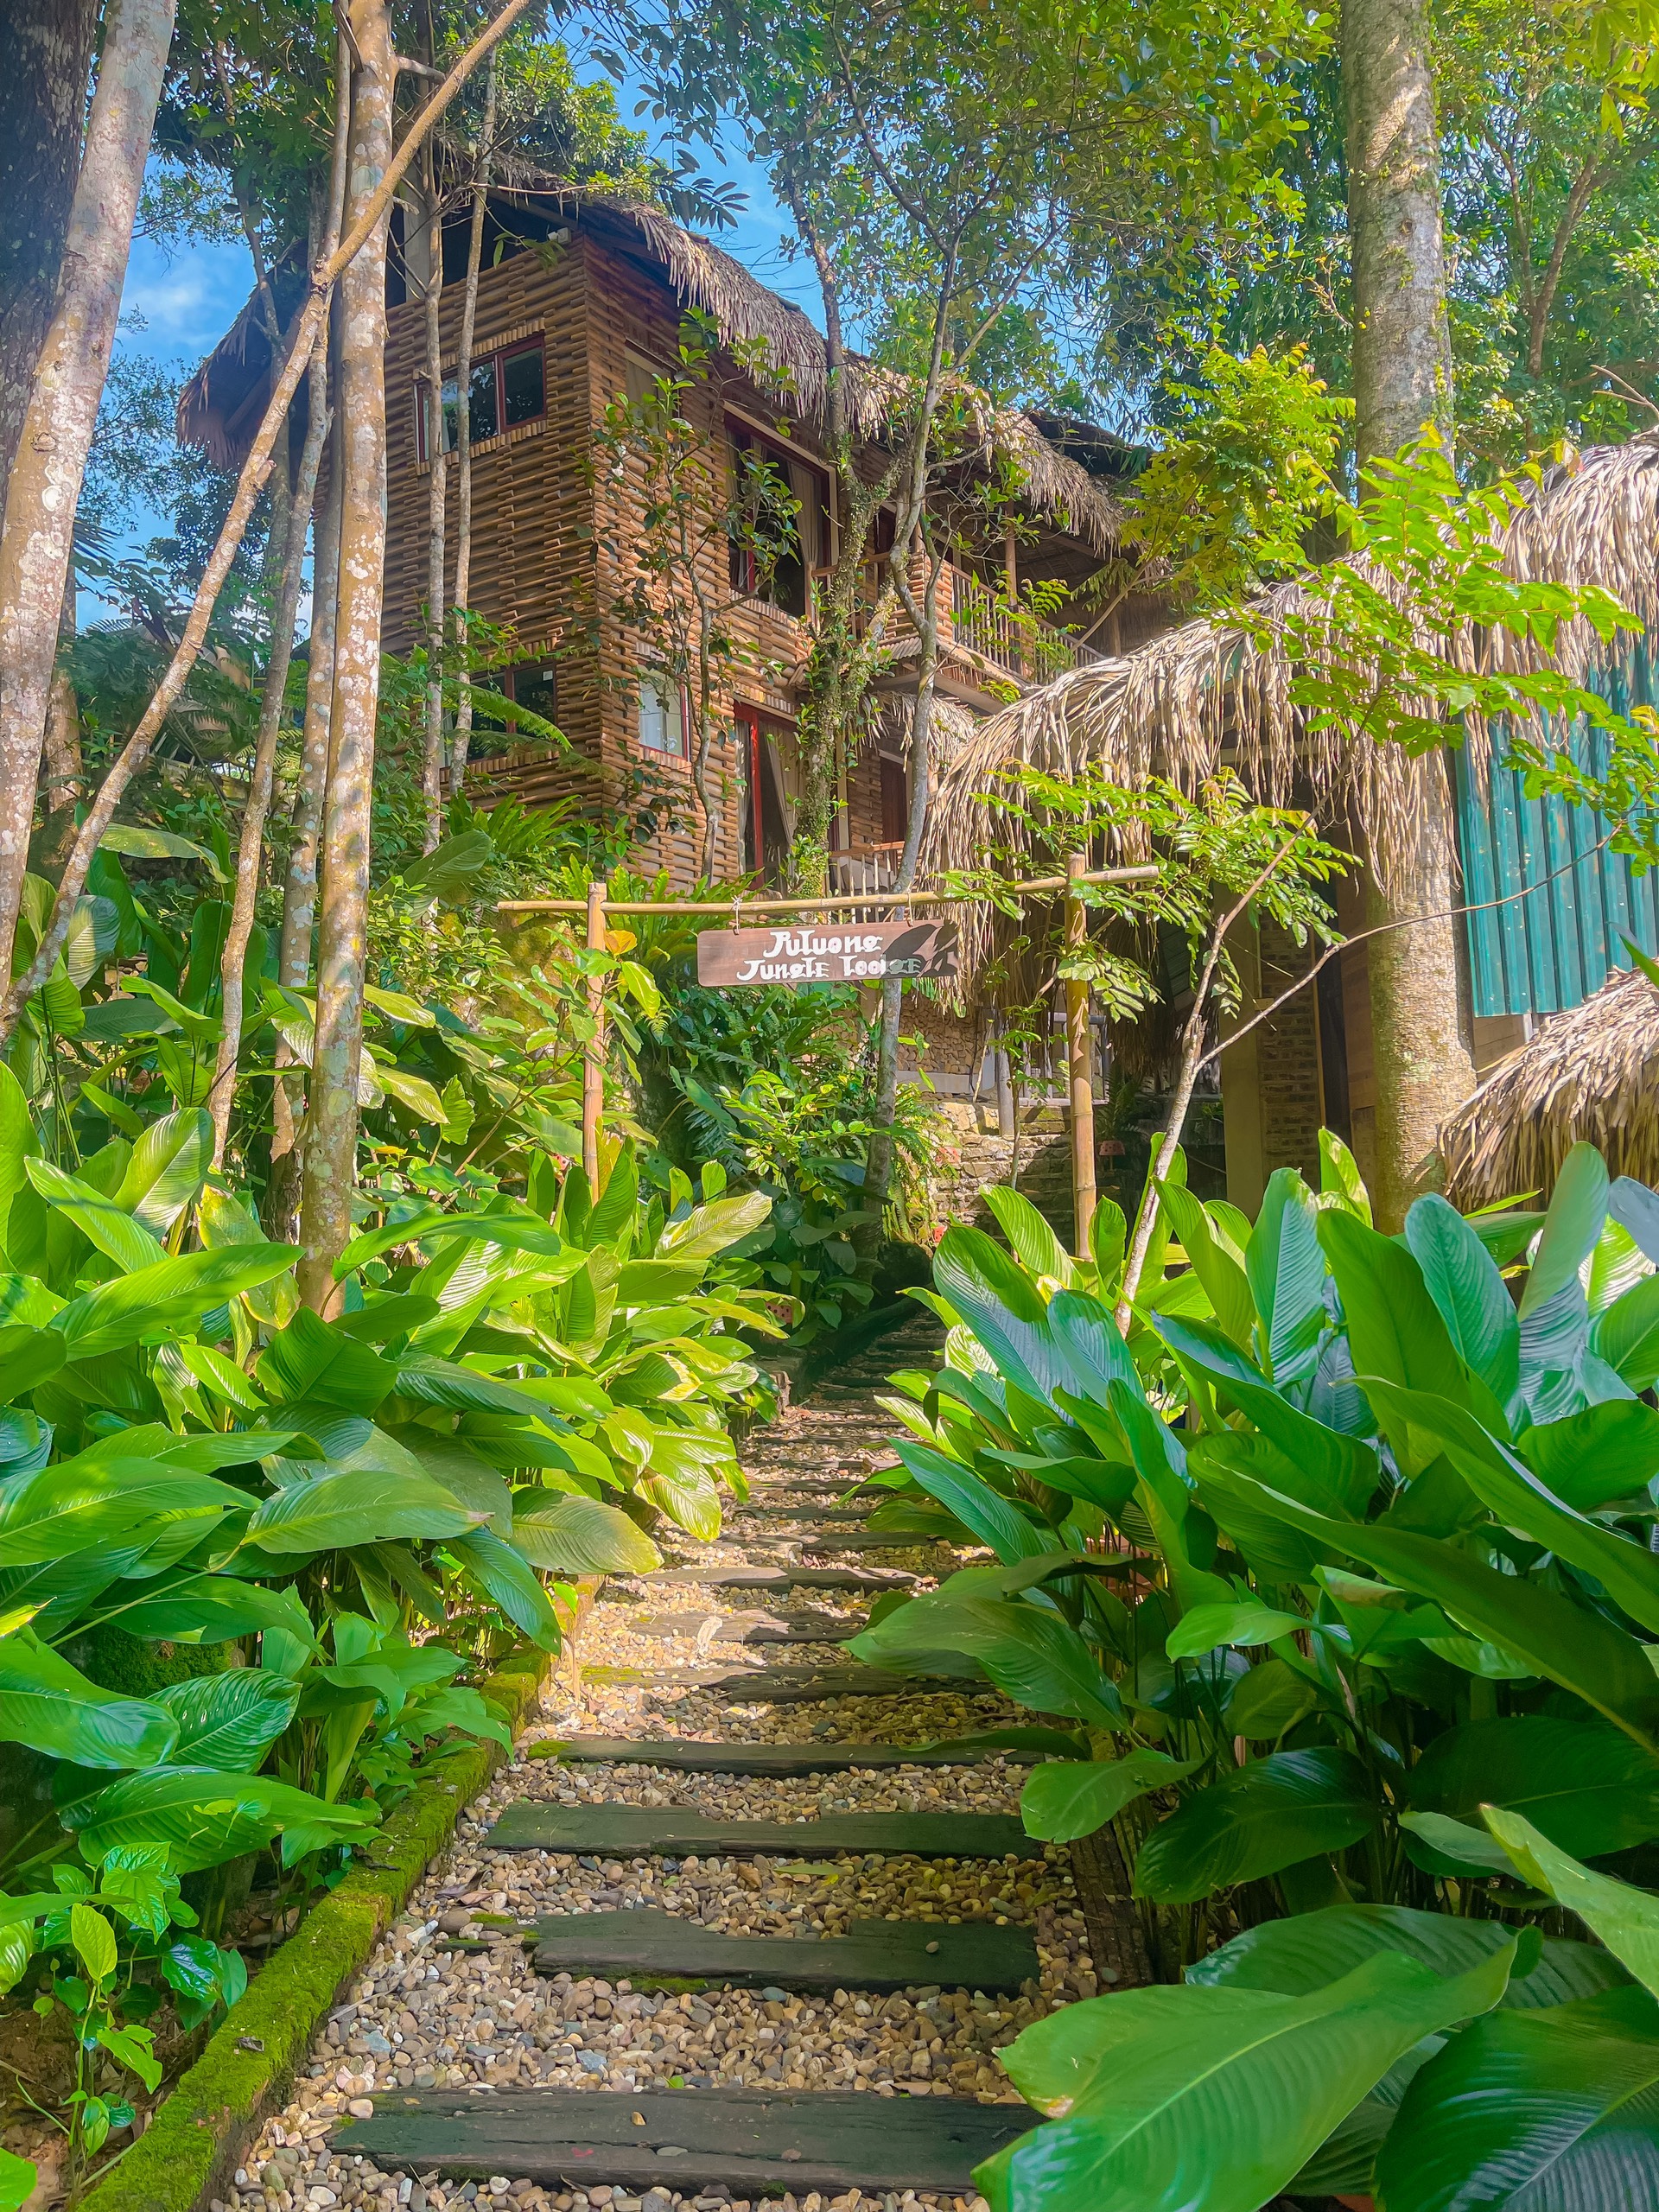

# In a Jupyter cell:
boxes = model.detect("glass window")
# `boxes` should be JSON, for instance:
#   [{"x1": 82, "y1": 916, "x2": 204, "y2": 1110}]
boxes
[
  {"x1": 639, "y1": 672, "x2": 685, "y2": 755},
  {"x1": 511, "y1": 662, "x2": 558, "y2": 730},
  {"x1": 502, "y1": 345, "x2": 544, "y2": 428},
  {"x1": 466, "y1": 359, "x2": 499, "y2": 443}
]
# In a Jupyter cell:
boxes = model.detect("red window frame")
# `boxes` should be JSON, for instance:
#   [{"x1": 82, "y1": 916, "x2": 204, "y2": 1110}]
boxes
[{"x1": 416, "y1": 337, "x2": 546, "y2": 463}]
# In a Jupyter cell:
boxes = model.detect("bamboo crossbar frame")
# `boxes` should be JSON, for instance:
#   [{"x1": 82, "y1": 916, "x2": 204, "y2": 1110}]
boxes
[
  {"x1": 537, "y1": 857, "x2": 1152, "y2": 1253},
  {"x1": 496, "y1": 863, "x2": 1158, "y2": 917}
]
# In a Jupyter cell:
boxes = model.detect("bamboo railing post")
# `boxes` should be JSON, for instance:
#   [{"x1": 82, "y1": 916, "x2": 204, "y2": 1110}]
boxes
[
  {"x1": 1065, "y1": 849, "x2": 1097, "y2": 1260},
  {"x1": 582, "y1": 875, "x2": 608, "y2": 1187}
]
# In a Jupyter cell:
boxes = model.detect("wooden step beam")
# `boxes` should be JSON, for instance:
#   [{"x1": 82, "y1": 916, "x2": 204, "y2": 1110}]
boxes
[
  {"x1": 526, "y1": 1737, "x2": 1040, "y2": 1775},
  {"x1": 528, "y1": 1908, "x2": 1039, "y2": 1993},
  {"x1": 334, "y1": 2087, "x2": 1034, "y2": 2197},
  {"x1": 488, "y1": 1803, "x2": 1041, "y2": 1859}
]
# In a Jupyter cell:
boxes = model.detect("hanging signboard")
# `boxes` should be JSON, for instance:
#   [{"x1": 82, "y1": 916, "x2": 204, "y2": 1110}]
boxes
[{"x1": 696, "y1": 918, "x2": 960, "y2": 988}]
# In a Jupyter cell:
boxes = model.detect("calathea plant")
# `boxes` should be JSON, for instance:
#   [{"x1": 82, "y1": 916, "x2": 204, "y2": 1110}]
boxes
[{"x1": 849, "y1": 1141, "x2": 1659, "y2": 2209}]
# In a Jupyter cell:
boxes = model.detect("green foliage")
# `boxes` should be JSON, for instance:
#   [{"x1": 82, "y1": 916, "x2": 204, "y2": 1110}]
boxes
[{"x1": 849, "y1": 1132, "x2": 1659, "y2": 2209}]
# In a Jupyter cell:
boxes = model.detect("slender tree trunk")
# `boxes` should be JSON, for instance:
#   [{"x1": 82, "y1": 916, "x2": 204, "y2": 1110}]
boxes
[
  {"x1": 268, "y1": 426, "x2": 340, "y2": 1237},
  {"x1": 296, "y1": 0, "x2": 394, "y2": 1313},
  {"x1": 0, "y1": 0, "x2": 175, "y2": 991},
  {"x1": 0, "y1": 0, "x2": 99, "y2": 513},
  {"x1": 448, "y1": 52, "x2": 497, "y2": 798},
  {"x1": 209, "y1": 320, "x2": 329, "y2": 1170},
  {"x1": 1342, "y1": 0, "x2": 1475, "y2": 1225},
  {"x1": 41, "y1": 562, "x2": 81, "y2": 871},
  {"x1": 861, "y1": 545, "x2": 945, "y2": 1232},
  {"x1": 419, "y1": 151, "x2": 447, "y2": 852}
]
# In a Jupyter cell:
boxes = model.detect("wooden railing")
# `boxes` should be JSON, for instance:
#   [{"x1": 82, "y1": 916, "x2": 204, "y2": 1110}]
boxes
[
  {"x1": 950, "y1": 565, "x2": 1104, "y2": 679},
  {"x1": 828, "y1": 842, "x2": 906, "y2": 894}
]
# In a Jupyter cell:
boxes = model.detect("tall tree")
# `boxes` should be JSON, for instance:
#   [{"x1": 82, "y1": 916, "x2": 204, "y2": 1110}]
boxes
[
  {"x1": 0, "y1": 0, "x2": 176, "y2": 992},
  {"x1": 1341, "y1": 0, "x2": 1477, "y2": 1227},
  {"x1": 0, "y1": 0, "x2": 100, "y2": 512}
]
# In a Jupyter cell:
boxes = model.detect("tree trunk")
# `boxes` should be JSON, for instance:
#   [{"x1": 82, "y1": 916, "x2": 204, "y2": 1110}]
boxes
[
  {"x1": 210, "y1": 321, "x2": 329, "y2": 1171},
  {"x1": 296, "y1": 0, "x2": 394, "y2": 1313},
  {"x1": 40, "y1": 562, "x2": 81, "y2": 872},
  {"x1": 1342, "y1": 0, "x2": 1453, "y2": 457},
  {"x1": 0, "y1": 0, "x2": 175, "y2": 992},
  {"x1": 419, "y1": 151, "x2": 446, "y2": 853},
  {"x1": 1343, "y1": 0, "x2": 1474, "y2": 1226},
  {"x1": 448, "y1": 51, "x2": 497, "y2": 799},
  {"x1": 0, "y1": 0, "x2": 99, "y2": 513}
]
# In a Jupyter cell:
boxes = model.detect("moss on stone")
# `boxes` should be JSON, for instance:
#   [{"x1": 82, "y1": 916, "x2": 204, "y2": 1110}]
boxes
[{"x1": 78, "y1": 1647, "x2": 552, "y2": 2212}]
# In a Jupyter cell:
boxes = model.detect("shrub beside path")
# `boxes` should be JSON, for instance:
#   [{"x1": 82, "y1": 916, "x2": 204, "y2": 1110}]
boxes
[{"x1": 224, "y1": 1312, "x2": 1108, "y2": 2212}]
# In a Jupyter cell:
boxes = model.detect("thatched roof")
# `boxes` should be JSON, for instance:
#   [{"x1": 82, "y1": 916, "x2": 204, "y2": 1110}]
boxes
[
  {"x1": 178, "y1": 192, "x2": 1122, "y2": 553},
  {"x1": 175, "y1": 253, "x2": 309, "y2": 469},
  {"x1": 1440, "y1": 963, "x2": 1659, "y2": 1205},
  {"x1": 927, "y1": 435, "x2": 1659, "y2": 937}
]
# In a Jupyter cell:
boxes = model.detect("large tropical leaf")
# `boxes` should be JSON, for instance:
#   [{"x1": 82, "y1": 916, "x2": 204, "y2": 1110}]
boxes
[
  {"x1": 1156, "y1": 1314, "x2": 1379, "y2": 1516},
  {"x1": 451, "y1": 1527, "x2": 561, "y2": 1649},
  {"x1": 0, "y1": 1630, "x2": 177, "y2": 1769},
  {"x1": 1157, "y1": 1183, "x2": 1253, "y2": 1347},
  {"x1": 933, "y1": 1226, "x2": 1064, "y2": 1405},
  {"x1": 1192, "y1": 1459, "x2": 1659, "y2": 1745},
  {"x1": 893, "y1": 1440, "x2": 1050, "y2": 1563},
  {"x1": 654, "y1": 1190, "x2": 772, "y2": 1264},
  {"x1": 976, "y1": 1942, "x2": 1516, "y2": 2212},
  {"x1": 1187, "y1": 1900, "x2": 1625, "y2": 2011},
  {"x1": 154, "y1": 1671, "x2": 300, "y2": 1772},
  {"x1": 1376, "y1": 1985, "x2": 1659, "y2": 2212},
  {"x1": 1521, "y1": 1397, "x2": 1659, "y2": 1507},
  {"x1": 111, "y1": 1109, "x2": 213, "y2": 1234},
  {"x1": 512, "y1": 1495, "x2": 660, "y2": 1575},
  {"x1": 53, "y1": 1246, "x2": 297, "y2": 1362},
  {"x1": 1021, "y1": 1750, "x2": 1200, "y2": 1843},
  {"x1": 1407, "y1": 1715, "x2": 1659, "y2": 1859},
  {"x1": 1316, "y1": 1212, "x2": 1468, "y2": 1465},
  {"x1": 851, "y1": 1592, "x2": 1122, "y2": 1726},
  {"x1": 982, "y1": 1185, "x2": 1075, "y2": 1288},
  {"x1": 1244, "y1": 1169, "x2": 1327, "y2": 1386},
  {"x1": 1592, "y1": 1272, "x2": 1659, "y2": 1392},
  {"x1": 63, "y1": 1765, "x2": 379, "y2": 1872},
  {"x1": 116, "y1": 1573, "x2": 319, "y2": 1647},
  {"x1": 244, "y1": 1468, "x2": 481, "y2": 1554},
  {"x1": 1487, "y1": 1809, "x2": 1659, "y2": 1999},
  {"x1": 257, "y1": 1309, "x2": 397, "y2": 1414},
  {"x1": 1133, "y1": 1748, "x2": 1378, "y2": 1904},
  {"x1": 1404, "y1": 1192, "x2": 1520, "y2": 1412},
  {"x1": 24, "y1": 1159, "x2": 162, "y2": 1274}
]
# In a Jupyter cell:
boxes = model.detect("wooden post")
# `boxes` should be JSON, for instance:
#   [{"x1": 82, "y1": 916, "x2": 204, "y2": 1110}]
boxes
[
  {"x1": 1065, "y1": 850, "x2": 1096, "y2": 1259},
  {"x1": 582, "y1": 874, "x2": 608, "y2": 1186}
]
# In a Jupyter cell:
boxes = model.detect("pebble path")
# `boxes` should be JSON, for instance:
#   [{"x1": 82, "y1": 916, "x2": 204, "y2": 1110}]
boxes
[{"x1": 224, "y1": 1312, "x2": 1104, "y2": 2212}]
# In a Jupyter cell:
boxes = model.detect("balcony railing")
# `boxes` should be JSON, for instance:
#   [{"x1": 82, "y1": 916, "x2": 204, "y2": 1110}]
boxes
[
  {"x1": 950, "y1": 566, "x2": 1104, "y2": 680},
  {"x1": 828, "y1": 842, "x2": 906, "y2": 895}
]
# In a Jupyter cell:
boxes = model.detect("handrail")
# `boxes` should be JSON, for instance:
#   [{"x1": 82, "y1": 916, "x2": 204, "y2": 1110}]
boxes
[{"x1": 496, "y1": 863, "x2": 1157, "y2": 918}]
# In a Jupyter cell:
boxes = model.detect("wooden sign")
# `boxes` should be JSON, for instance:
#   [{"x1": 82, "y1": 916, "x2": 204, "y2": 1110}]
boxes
[{"x1": 696, "y1": 918, "x2": 960, "y2": 988}]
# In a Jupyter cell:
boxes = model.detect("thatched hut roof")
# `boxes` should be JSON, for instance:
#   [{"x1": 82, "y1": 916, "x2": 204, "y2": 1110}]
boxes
[
  {"x1": 178, "y1": 191, "x2": 1122, "y2": 553},
  {"x1": 927, "y1": 435, "x2": 1659, "y2": 963},
  {"x1": 1440, "y1": 963, "x2": 1659, "y2": 1205}
]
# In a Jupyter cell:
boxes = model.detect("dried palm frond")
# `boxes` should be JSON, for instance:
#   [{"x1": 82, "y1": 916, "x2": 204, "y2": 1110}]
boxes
[{"x1": 1440, "y1": 963, "x2": 1659, "y2": 1205}]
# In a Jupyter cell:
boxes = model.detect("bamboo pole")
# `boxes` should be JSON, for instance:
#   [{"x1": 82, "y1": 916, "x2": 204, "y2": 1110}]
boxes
[
  {"x1": 582, "y1": 874, "x2": 608, "y2": 1185},
  {"x1": 1065, "y1": 849, "x2": 1096, "y2": 1261},
  {"x1": 497, "y1": 862, "x2": 1158, "y2": 919}
]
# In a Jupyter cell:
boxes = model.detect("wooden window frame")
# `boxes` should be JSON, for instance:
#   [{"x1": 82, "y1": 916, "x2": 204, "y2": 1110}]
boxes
[
  {"x1": 725, "y1": 416, "x2": 830, "y2": 611},
  {"x1": 416, "y1": 335, "x2": 546, "y2": 464},
  {"x1": 638, "y1": 669, "x2": 690, "y2": 761}
]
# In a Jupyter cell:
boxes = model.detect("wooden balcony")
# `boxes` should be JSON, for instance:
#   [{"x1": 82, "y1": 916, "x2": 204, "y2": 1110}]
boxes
[{"x1": 813, "y1": 561, "x2": 1103, "y2": 685}]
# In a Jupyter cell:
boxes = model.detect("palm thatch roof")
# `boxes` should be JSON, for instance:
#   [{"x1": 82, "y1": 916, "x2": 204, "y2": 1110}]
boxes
[
  {"x1": 178, "y1": 190, "x2": 1122, "y2": 553},
  {"x1": 1440, "y1": 963, "x2": 1659, "y2": 1205},
  {"x1": 927, "y1": 435, "x2": 1659, "y2": 969}
]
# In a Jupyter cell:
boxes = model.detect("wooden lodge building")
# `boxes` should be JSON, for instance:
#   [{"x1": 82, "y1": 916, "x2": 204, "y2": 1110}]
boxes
[{"x1": 181, "y1": 193, "x2": 1160, "y2": 903}]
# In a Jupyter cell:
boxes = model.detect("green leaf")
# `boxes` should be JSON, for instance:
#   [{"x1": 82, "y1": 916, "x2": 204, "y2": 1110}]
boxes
[
  {"x1": 1522, "y1": 1142, "x2": 1610, "y2": 1316},
  {"x1": 71, "y1": 1902, "x2": 117, "y2": 1984},
  {"x1": 100, "y1": 823, "x2": 219, "y2": 868},
  {"x1": 24, "y1": 1158, "x2": 162, "y2": 1274},
  {"x1": 1157, "y1": 1183, "x2": 1253, "y2": 1348},
  {"x1": 1133, "y1": 1749, "x2": 1379, "y2": 1904},
  {"x1": 1318, "y1": 1129, "x2": 1370, "y2": 1222},
  {"x1": 0, "y1": 2149, "x2": 35, "y2": 2212},
  {"x1": 53, "y1": 1246, "x2": 297, "y2": 1362},
  {"x1": 512, "y1": 1495, "x2": 661, "y2": 1575},
  {"x1": 1245, "y1": 1168, "x2": 1327, "y2": 1385},
  {"x1": 1486, "y1": 1808, "x2": 1659, "y2": 1999},
  {"x1": 934, "y1": 1224, "x2": 1063, "y2": 1405},
  {"x1": 1165, "y1": 1601, "x2": 1305, "y2": 1660},
  {"x1": 1521, "y1": 1397, "x2": 1659, "y2": 1506},
  {"x1": 1316, "y1": 1211, "x2": 1468, "y2": 1463},
  {"x1": 154, "y1": 1672, "x2": 300, "y2": 1772},
  {"x1": 982, "y1": 1185, "x2": 1076, "y2": 1287},
  {"x1": 245, "y1": 1467, "x2": 482, "y2": 1555},
  {"x1": 257, "y1": 1308, "x2": 397, "y2": 1414},
  {"x1": 1376, "y1": 1986, "x2": 1659, "y2": 2212},
  {"x1": 654, "y1": 1190, "x2": 772, "y2": 1263},
  {"x1": 1224, "y1": 1656, "x2": 1319, "y2": 1740},
  {"x1": 1404, "y1": 1192, "x2": 1521, "y2": 1413},
  {"x1": 64, "y1": 1766, "x2": 379, "y2": 1875},
  {"x1": 112, "y1": 1109, "x2": 213, "y2": 1234},
  {"x1": 851, "y1": 1592, "x2": 1122, "y2": 1727},
  {"x1": 0, "y1": 1630, "x2": 176, "y2": 1769},
  {"x1": 1592, "y1": 1272, "x2": 1659, "y2": 1391},
  {"x1": 452, "y1": 1528, "x2": 562, "y2": 1649},
  {"x1": 976, "y1": 1942, "x2": 1516, "y2": 2212},
  {"x1": 1188, "y1": 1901, "x2": 1624, "y2": 2011},
  {"x1": 374, "y1": 1065, "x2": 447, "y2": 1125},
  {"x1": 893, "y1": 1440, "x2": 1051, "y2": 1564},
  {"x1": 1156, "y1": 1315, "x2": 1379, "y2": 1517},
  {"x1": 1021, "y1": 1750, "x2": 1200, "y2": 1843},
  {"x1": 1408, "y1": 1715, "x2": 1659, "y2": 1860},
  {"x1": 1192, "y1": 1459, "x2": 1659, "y2": 1745}
]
